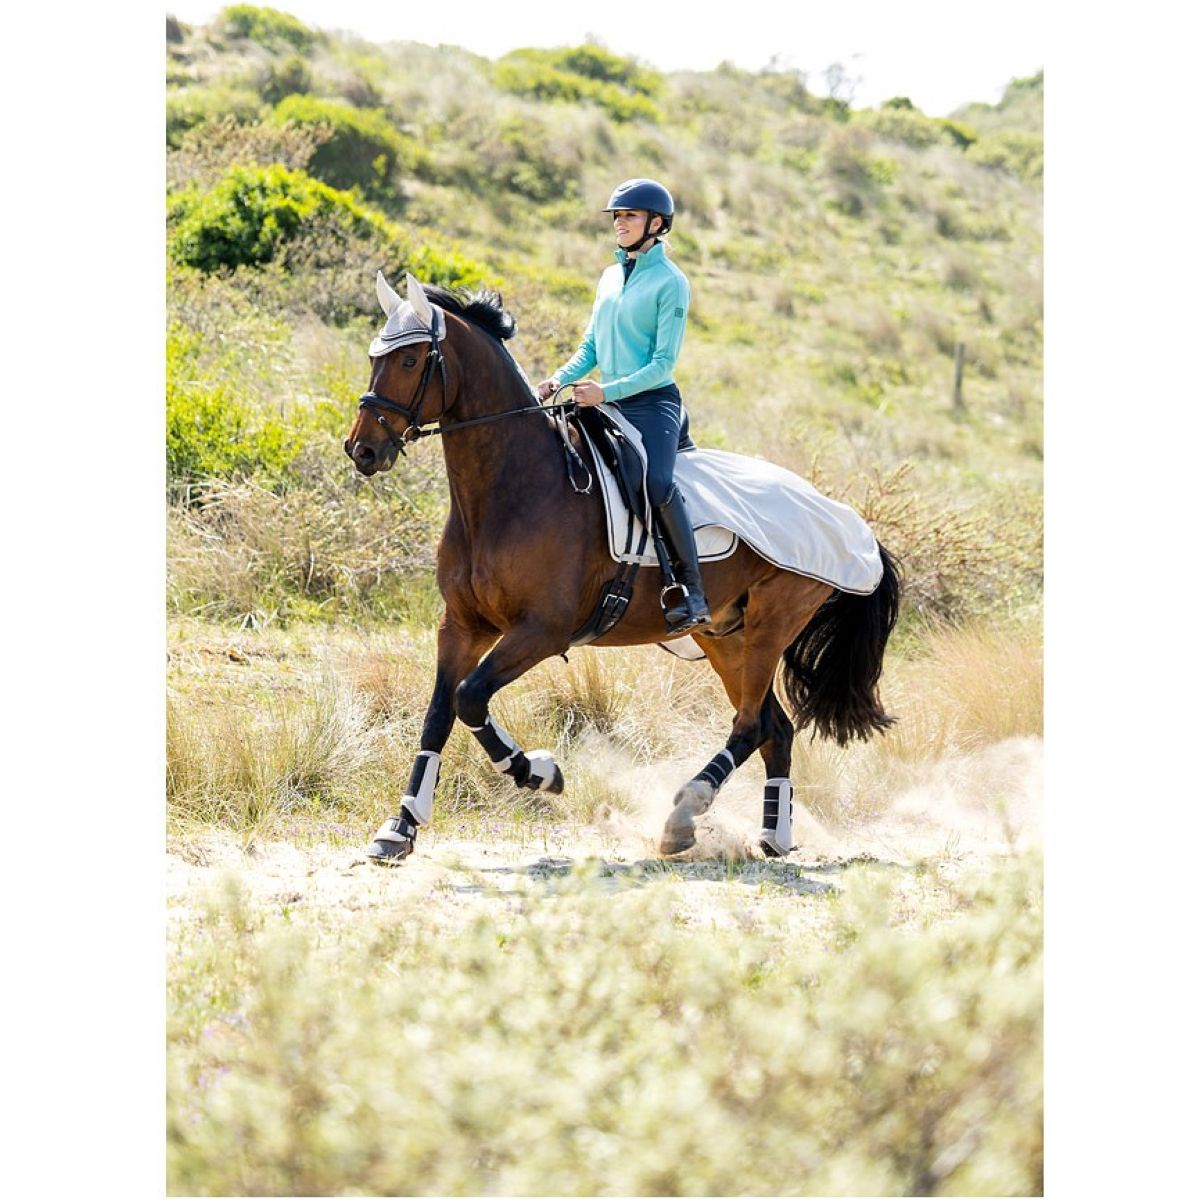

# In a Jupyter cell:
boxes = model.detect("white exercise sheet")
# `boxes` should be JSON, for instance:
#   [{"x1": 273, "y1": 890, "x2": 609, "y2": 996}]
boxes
[{"x1": 598, "y1": 407, "x2": 883, "y2": 595}]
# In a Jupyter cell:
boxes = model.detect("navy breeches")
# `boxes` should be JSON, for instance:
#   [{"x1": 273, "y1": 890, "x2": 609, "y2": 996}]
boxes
[{"x1": 609, "y1": 383, "x2": 693, "y2": 507}]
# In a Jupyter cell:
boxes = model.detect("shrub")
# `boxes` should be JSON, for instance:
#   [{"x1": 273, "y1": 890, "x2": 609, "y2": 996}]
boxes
[
  {"x1": 270, "y1": 94, "x2": 426, "y2": 193},
  {"x1": 167, "y1": 164, "x2": 391, "y2": 273},
  {"x1": 822, "y1": 127, "x2": 894, "y2": 215},
  {"x1": 260, "y1": 54, "x2": 311, "y2": 105},
  {"x1": 166, "y1": 325, "x2": 302, "y2": 496},
  {"x1": 821, "y1": 463, "x2": 1043, "y2": 622},
  {"x1": 938, "y1": 118, "x2": 979, "y2": 149},
  {"x1": 166, "y1": 116, "x2": 331, "y2": 192},
  {"x1": 167, "y1": 858, "x2": 1043, "y2": 1196},
  {"x1": 218, "y1": 5, "x2": 316, "y2": 52},
  {"x1": 552, "y1": 44, "x2": 662, "y2": 96},
  {"x1": 494, "y1": 46, "x2": 663, "y2": 123},
  {"x1": 167, "y1": 167, "x2": 496, "y2": 323},
  {"x1": 167, "y1": 466, "x2": 446, "y2": 622},
  {"x1": 853, "y1": 106, "x2": 942, "y2": 149},
  {"x1": 494, "y1": 115, "x2": 580, "y2": 202},
  {"x1": 968, "y1": 130, "x2": 1043, "y2": 183},
  {"x1": 166, "y1": 85, "x2": 263, "y2": 147}
]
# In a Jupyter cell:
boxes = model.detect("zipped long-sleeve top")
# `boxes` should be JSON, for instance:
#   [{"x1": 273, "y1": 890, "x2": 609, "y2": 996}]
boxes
[{"x1": 552, "y1": 240, "x2": 691, "y2": 402}]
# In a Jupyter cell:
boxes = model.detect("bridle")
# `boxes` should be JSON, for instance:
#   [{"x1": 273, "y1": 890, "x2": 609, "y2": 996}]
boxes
[
  {"x1": 357, "y1": 320, "x2": 581, "y2": 455},
  {"x1": 357, "y1": 319, "x2": 450, "y2": 457}
]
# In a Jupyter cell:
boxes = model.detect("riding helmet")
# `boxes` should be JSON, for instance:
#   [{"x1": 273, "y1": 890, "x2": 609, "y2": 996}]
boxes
[{"x1": 604, "y1": 178, "x2": 674, "y2": 232}]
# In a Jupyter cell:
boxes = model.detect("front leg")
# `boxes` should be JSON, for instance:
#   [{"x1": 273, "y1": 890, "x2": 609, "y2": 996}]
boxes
[
  {"x1": 455, "y1": 619, "x2": 569, "y2": 795},
  {"x1": 367, "y1": 614, "x2": 494, "y2": 866}
]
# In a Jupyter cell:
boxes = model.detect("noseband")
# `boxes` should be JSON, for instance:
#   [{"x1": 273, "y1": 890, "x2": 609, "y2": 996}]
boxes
[{"x1": 357, "y1": 322, "x2": 448, "y2": 456}]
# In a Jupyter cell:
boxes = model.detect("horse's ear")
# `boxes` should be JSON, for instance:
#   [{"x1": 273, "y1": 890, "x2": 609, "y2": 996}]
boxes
[
  {"x1": 376, "y1": 270, "x2": 401, "y2": 316},
  {"x1": 406, "y1": 272, "x2": 435, "y2": 327}
]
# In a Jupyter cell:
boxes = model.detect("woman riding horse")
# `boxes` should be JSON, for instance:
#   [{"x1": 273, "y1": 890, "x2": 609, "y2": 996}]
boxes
[
  {"x1": 345, "y1": 271, "x2": 900, "y2": 868},
  {"x1": 536, "y1": 178, "x2": 710, "y2": 633}
]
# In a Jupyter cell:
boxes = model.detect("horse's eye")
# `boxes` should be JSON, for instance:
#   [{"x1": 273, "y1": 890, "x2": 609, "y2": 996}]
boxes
[{"x1": 403, "y1": 356, "x2": 417, "y2": 368}]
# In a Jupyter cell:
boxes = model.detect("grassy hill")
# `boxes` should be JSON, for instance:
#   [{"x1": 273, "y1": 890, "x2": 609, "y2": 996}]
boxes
[{"x1": 166, "y1": 7, "x2": 1043, "y2": 628}]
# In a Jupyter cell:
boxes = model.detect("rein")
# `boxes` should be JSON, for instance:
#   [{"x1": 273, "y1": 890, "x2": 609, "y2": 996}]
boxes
[
  {"x1": 359, "y1": 390, "x2": 580, "y2": 444},
  {"x1": 358, "y1": 320, "x2": 594, "y2": 492}
]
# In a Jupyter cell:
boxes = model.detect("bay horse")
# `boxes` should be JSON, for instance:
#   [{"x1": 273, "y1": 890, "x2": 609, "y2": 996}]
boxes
[{"x1": 345, "y1": 273, "x2": 900, "y2": 865}]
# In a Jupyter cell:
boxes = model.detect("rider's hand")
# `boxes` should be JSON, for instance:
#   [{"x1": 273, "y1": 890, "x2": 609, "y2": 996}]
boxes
[
  {"x1": 535, "y1": 378, "x2": 559, "y2": 401},
  {"x1": 574, "y1": 380, "x2": 606, "y2": 407}
]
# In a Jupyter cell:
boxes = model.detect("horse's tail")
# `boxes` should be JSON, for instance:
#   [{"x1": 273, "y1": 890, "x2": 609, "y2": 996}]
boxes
[{"x1": 779, "y1": 543, "x2": 902, "y2": 746}]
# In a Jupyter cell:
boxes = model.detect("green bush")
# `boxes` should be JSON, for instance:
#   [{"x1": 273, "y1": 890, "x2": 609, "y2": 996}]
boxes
[
  {"x1": 166, "y1": 325, "x2": 302, "y2": 495},
  {"x1": 552, "y1": 44, "x2": 662, "y2": 96},
  {"x1": 494, "y1": 46, "x2": 663, "y2": 123},
  {"x1": 166, "y1": 85, "x2": 263, "y2": 147},
  {"x1": 270, "y1": 94, "x2": 425, "y2": 192},
  {"x1": 167, "y1": 163, "x2": 390, "y2": 272},
  {"x1": 260, "y1": 54, "x2": 311, "y2": 105},
  {"x1": 493, "y1": 115, "x2": 580, "y2": 202},
  {"x1": 853, "y1": 106, "x2": 942, "y2": 149},
  {"x1": 968, "y1": 130, "x2": 1043, "y2": 183},
  {"x1": 939, "y1": 118, "x2": 979, "y2": 149},
  {"x1": 822, "y1": 127, "x2": 895, "y2": 215},
  {"x1": 218, "y1": 5, "x2": 316, "y2": 52}
]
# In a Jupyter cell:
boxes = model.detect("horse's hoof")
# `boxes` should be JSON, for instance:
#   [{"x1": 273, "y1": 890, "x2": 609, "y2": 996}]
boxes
[
  {"x1": 672, "y1": 779, "x2": 716, "y2": 814},
  {"x1": 660, "y1": 822, "x2": 696, "y2": 855},
  {"x1": 524, "y1": 751, "x2": 564, "y2": 794},
  {"x1": 759, "y1": 839, "x2": 785, "y2": 859},
  {"x1": 366, "y1": 837, "x2": 414, "y2": 867}
]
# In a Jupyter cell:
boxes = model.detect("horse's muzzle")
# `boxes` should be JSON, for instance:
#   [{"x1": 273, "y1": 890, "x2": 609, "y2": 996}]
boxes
[{"x1": 345, "y1": 439, "x2": 391, "y2": 475}]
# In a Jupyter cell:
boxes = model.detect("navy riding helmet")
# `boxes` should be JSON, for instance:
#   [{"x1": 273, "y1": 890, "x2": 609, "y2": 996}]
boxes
[{"x1": 604, "y1": 178, "x2": 675, "y2": 234}]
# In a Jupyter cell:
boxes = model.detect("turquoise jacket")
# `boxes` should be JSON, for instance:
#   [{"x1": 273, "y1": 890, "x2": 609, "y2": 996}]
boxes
[{"x1": 553, "y1": 240, "x2": 690, "y2": 402}]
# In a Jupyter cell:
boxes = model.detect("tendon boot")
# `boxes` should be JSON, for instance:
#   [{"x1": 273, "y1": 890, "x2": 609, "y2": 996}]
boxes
[{"x1": 654, "y1": 484, "x2": 711, "y2": 633}]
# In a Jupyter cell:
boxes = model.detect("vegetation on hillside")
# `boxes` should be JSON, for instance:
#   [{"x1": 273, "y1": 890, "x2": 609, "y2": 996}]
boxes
[
  {"x1": 166, "y1": 9, "x2": 1043, "y2": 631},
  {"x1": 165, "y1": 13, "x2": 1043, "y2": 1194}
]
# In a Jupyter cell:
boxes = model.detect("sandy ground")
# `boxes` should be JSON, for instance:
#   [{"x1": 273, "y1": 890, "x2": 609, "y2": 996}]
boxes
[{"x1": 167, "y1": 735, "x2": 1041, "y2": 925}]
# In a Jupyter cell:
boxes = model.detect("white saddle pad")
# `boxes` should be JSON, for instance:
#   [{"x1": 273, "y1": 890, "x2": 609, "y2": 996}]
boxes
[
  {"x1": 589, "y1": 408, "x2": 883, "y2": 595},
  {"x1": 579, "y1": 421, "x2": 738, "y2": 566}
]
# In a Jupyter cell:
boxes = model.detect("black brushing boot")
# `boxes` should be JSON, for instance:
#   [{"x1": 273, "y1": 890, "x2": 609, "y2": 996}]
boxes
[{"x1": 655, "y1": 484, "x2": 712, "y2": 633}]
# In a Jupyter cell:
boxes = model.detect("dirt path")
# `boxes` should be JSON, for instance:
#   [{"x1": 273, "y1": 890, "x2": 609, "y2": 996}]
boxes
[{"x1": 168, "y1": 736, "x2": 1041, "y2": 925}]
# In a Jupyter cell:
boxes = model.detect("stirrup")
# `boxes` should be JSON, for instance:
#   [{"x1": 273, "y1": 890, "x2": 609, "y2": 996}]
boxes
[{"x1": 662, "y1": 583, "x2": 711, "y2": 633}]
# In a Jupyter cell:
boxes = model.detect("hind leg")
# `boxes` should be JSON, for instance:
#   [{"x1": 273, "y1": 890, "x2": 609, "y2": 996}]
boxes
[
  {"x1": 757, "y1": 691, "x2": 796, "y2": 857},
  {"x1": 660, "y1": 574, "x2": 829, "y2": 854}
]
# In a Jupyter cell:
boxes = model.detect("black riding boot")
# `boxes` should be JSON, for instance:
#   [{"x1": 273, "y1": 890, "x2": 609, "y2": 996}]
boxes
[{"x1": 654, "y1": 485, "x2": 711, "y2": 633}]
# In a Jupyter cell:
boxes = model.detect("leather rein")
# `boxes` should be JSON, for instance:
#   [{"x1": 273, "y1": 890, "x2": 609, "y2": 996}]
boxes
[{"x1": 357, "y1": 325, "x2": 579, "y2": 457}]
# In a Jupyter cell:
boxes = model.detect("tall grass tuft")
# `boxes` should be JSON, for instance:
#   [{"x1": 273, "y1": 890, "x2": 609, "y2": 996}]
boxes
[{"x1": 167, "y1": 673, "x2": 377, "y2": 833}]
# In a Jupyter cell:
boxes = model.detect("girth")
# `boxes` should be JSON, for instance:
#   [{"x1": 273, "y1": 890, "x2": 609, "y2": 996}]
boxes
[{"x1": 568, "y1": 410, "x2": 650, "y2": 646}]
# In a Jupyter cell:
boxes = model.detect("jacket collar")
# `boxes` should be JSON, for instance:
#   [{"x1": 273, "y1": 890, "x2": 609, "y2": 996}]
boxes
[{"x1": 614, "y1": 240, "x2": 667, "y2": 273}]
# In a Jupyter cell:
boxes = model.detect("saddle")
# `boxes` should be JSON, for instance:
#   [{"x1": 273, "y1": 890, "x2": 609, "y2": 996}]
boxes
[{"x1": 567, "y1": 405, "x2": 734, "y2": 646}]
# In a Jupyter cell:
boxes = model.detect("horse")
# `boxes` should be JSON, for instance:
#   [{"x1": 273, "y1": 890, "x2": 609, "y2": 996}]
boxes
[{"x1": 344, "y1": 272, "x2": 901, "y2": 865}]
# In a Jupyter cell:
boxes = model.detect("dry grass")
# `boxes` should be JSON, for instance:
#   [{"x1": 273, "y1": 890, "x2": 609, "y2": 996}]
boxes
[
  {"x1": 167, "y1": 612, "x2": 1040, "y2": 852},
  {"x1": 167, "y1": 469, "x2": 444, "y2": 627}
]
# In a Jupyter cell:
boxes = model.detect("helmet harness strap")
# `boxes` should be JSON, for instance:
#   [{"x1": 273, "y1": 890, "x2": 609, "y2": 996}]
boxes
[{"x1": 620, "y1": 212, "x2": 660, "y2": 255}]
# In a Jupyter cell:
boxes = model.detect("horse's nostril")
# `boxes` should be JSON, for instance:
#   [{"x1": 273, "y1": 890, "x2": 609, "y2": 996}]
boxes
[
  {"x1": 353, "y1": 443, "x2": 376, "y2": 464},
  {"x1": 343, "y1": 440, "x2": 353, "y2": 458}
]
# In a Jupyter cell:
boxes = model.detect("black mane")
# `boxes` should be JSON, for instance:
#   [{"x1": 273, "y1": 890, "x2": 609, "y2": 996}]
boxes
[{"x1": 422, "y1": 284, "x2": 516, "y2": 342}]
